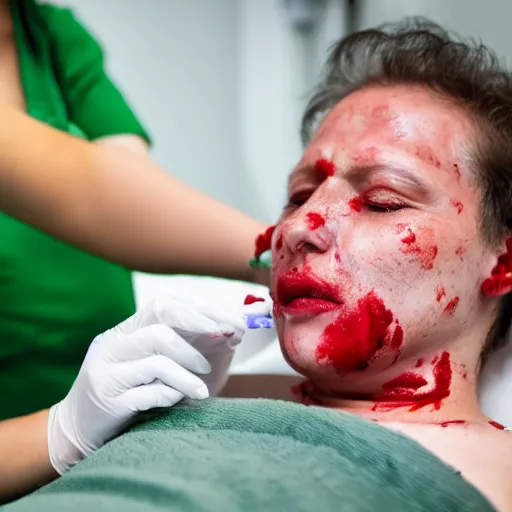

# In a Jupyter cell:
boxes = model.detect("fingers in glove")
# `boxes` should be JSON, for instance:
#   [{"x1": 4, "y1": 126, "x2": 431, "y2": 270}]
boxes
[
  {"x1": 152, "y1": 296, "x2": 246, "y2": 334},
  {"x1": 109, "y1": 324, "x2": 211, "y2": 374},
  {"x1": 120, "y1": 354, "x2": 209, "y2": 400},
  {"x1": 117, "y1": 381, "x2": 186, "y2": 412}
]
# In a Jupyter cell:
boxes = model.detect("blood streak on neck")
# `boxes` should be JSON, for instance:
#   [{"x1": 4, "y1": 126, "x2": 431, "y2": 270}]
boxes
[{"x1": 372, "y1": 351, "x2": 452, "y2": 412}]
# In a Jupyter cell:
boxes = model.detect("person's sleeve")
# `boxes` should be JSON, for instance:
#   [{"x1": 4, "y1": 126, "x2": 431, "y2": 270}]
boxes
[{"x1": 40, "y1": 5, "x2": 151, "y2": 144}]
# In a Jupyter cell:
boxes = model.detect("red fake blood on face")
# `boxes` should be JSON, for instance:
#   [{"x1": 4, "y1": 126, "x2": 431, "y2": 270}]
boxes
[
  {"x1": 254, "y1": 226, "x2": 275, "y2": 258},
  {"x1": 451, "y1": 200, "x2": 464, "y2": 214},
  {"x1": 276, "y1": 234, "x2": 283, "y2": 250},
  {"x1": 397, "y1": 224, "x2": 438, "y2": 270},
  {"x1": 443, "y1": 297, "x2": 459, "y2": 316},
  {"x1": 415, "y1": 358, "x2": 424, "y2": 368},
  {"x1": 452, "y1": 163, "x2": 461, "y2": 182},
  {"x1": 438, "y1": 420, "x2": 467, "y2": 427},
  {"x1": 244, "y1": 294, "x2": 265, "y2": 305},
  {"x1": 348, "y1": 196, "x2": 362, "y2": 212},
  {"x1": 436, "y1": 287, "x2": 446, "y2": 302},
  {"x1": 489, "y1": 420, "x2": 506, "y2": 430},
  {"x1": 315, "y1": 291, "x2": 401, "y2": 373},
  {"x1": 455, "y1": 246, "x2": 466, "y2": 257},
  {"x1": 415, "y1": 145, "x2": 441, "y2": 168},
  {"x1": 315, "y1": 158, "x2": 335, "y2": 179},
  {"x1": 372, "y1": 351, "x2": 452, "y2": 412},
  {"x1": 305, "y1": 212, "x2": 325, "y2": 230}
]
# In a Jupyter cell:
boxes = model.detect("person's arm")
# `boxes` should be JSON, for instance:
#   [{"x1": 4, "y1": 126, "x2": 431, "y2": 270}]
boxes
[
  {"x1": 0, "y1": 296, "x2": 246, "y2": 504},
  {"x1": 0, "y1": 410, "x2": 57, "y2": 503},
  {"x1": 0, "y1": 102, "x2": 266, "y2": 281}
]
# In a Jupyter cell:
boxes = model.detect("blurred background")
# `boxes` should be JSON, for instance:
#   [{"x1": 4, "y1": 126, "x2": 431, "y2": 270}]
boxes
[{"x1": 49, "y1": 0, "x2": 512, "y2": 224}]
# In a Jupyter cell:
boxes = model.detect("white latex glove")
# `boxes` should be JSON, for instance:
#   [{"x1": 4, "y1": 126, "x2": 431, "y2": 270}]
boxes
[{"x1": 48, "y1": 295, "x2": 245, "y2": 475}]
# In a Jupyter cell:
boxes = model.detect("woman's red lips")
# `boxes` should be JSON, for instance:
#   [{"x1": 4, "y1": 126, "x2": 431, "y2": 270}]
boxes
[{"x1": 276, "y1": 271, "x2": 342, "y2": 315}]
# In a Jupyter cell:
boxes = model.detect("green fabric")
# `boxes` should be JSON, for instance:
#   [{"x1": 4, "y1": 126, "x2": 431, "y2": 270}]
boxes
[
  {"x1": 6, "y1": 399, "x2": 496, "y2": 511},
  {"x1": 0, "y1": 1, "x2": 151, "y2": 419}
]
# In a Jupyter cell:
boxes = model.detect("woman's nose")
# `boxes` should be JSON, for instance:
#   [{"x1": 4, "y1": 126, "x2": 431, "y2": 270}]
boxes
[{"x1": 281, "y1": 210, "x2": 331, "y2": 256}]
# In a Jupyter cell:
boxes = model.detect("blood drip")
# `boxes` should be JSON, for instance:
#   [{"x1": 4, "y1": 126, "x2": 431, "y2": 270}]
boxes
[
  {"x1": 397, "y1": 225, "x2": 438, "y2": 270},
  {"x1": 438, "y1": 420, "x2": 467, "y2": 427},
  {"x1": 451, "y1": 200, "x2": 464, "y2": 214},
  {"x1": 305, "y1": 212, "x2": 325, "y2": 230},
  {"x1": 481, "y1": 238, "x2": 512, "y2": 296},
  {"x1": 488, "y1": 420, "x2": 506, "y2": 430},
  {"x1": 452, "y1": 163, "x2": 461, "y2": 182},
  {"x1": 436, "y1": 287, "x2": 446, "y2": 302},
  {"x1": 372, "y1": 351, "x2": 452, "y2": 412},
  {"x1": 348, "y1": 197, "x2": 362, "y2": 212},
  {"x1": 315, "y1": 291, "x2": 400, "y2": 373},
  {"x1": 276, "y1": 235, "x2": 283, "y2": 250},
  {"x1": 315, "y1": 158, "x2": 335, "y2": 179},
  {"x1": 443, "y1": 297, "x2": 459, "y2": 316},
  {"x1": 244, "y1": 294, "x2": 265, "y2": 305},
  {"x1": 415, "y1": 358, "x2": 424, "y2": 368},
  {"x1": 254, "y1": 225, "x2": 275, "y2": 258}
]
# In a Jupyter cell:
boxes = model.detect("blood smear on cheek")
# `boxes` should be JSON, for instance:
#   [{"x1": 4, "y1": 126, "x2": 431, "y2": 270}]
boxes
[
  {"x1": 305, "y1": 212, "x2": 325, "y2": 230},
  {"x1": 315, "y1": 291, "x2": 400, "y2": 373},
  {"x1": 348, "y1": 197, "x2": 362, "y2": 212},
  {"x1": 398, "y1": 225, "x2": 438, "y2": 270},
  {"x1": 315, "y1": 158, "x2": 335, "y2": 179},
  {"x1": 451, "y1": 200, "x2": 464, "y2": 214},
  {"x1": 443, "y1": 297, "x2": 459, "y2": 316},
  {"x1": 415, "y1": 358, "x2": 424, "y2": 368},
  {"x1": 436, "y1": 287, "x2": 446, "y2": 302}
]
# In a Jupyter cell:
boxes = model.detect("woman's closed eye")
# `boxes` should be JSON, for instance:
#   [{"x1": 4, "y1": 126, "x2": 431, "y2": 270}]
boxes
[{"x1": 362, "y1": 187, "x2": 409, "y2": 213}]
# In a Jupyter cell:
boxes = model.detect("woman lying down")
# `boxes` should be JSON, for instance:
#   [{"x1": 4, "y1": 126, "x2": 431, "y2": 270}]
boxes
[{"x1": 7, "y1": 18, "x2": 512, "y2": 512}]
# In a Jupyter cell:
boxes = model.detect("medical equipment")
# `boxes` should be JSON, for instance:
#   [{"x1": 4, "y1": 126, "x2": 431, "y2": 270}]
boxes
[{"x1": 245, "y1": 313, "x2": 274, "y2": 329}]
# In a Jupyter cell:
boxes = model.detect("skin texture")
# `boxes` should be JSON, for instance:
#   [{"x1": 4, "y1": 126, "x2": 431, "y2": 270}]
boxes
[{"x1": 268, "y1": 85, "x2": 512, "y2": 511}]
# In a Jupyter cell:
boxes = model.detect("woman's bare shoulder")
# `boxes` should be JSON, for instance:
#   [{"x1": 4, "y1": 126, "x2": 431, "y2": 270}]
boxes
[{"x1": 383, "y1": 420, "x2": 512, "y2": 512}]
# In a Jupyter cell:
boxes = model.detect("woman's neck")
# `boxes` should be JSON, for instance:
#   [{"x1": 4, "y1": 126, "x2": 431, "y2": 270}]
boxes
[{"x1": 295, "y1": 351, "x2": 485, "y2": 425}]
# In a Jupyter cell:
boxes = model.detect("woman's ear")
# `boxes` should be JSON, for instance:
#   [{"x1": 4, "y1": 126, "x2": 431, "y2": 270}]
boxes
[{"x1": 481, "y1": 237, "x2": 512, "y2": 297}]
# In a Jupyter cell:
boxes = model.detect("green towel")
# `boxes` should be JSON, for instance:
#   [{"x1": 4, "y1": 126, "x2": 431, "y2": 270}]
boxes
[{"x1": 6, "y1": 399, "x2": 495, "y2": 511}]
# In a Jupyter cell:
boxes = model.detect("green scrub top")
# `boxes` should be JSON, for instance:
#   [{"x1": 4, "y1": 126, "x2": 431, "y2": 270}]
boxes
[{"x1": 0, "y1": 0, "x2": 151, "y2": 420}]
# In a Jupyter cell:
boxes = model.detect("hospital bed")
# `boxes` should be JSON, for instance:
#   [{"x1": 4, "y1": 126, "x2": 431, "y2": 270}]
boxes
[{"x1": 132, "y1": 272, "x2": 512, "y2": 428}]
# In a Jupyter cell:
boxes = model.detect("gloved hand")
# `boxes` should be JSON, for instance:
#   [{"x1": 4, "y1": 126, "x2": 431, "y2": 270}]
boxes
[{"x1": 47, "y1": 295, "x2": 245, "y2": 475}]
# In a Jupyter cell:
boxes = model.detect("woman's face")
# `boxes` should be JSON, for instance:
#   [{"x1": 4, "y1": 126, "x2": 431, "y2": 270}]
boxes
[{"x1": 271, "y1": 85, "x2": 497, "y2": 394}]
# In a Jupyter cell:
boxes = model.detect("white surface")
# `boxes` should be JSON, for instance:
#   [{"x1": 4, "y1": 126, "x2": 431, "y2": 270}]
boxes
[
  {"x1": 49, "y1": 0, "x2": 348, "y2": 224},
  {"x1": 133, "y1": 273, "x2": 512, "y2": 426}
]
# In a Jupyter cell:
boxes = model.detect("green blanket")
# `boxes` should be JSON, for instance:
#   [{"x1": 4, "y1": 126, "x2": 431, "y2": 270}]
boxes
[{"x1": 6, "y1": 399, "x2": 495, "y2": 511}]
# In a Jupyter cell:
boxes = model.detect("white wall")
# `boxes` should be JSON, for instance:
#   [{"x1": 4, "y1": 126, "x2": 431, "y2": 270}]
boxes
[
  {"x1": 50, "y1": 0, "x2": 347, "y2": 224},
  {"x1": 358, "y1": 0, "x2": 512, "y2": 65}
]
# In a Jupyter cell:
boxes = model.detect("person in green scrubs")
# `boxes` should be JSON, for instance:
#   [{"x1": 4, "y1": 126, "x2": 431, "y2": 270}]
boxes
[{"x1": 0, "y1": 0, "x2": 266, "y2": 420}]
